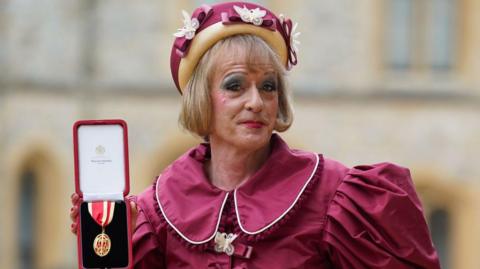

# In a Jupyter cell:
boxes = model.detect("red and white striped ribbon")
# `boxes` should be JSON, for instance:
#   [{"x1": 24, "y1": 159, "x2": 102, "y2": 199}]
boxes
[{"x1": 88, "y1": 201, "x2": 115, "y2": 228}]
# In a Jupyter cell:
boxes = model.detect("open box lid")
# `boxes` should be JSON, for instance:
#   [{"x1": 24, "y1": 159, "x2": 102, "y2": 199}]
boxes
[{"x1": 73, "y1": 119, "x2": 130, "y2": 201}]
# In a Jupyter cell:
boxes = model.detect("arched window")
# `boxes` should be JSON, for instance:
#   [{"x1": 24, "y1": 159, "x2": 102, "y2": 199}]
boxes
[
  {"x1": 429, "y1": 208, "x2": 451, "y2": 269},
  {"x1": 18, "y1": 168, "x2": 37, "y2": 269}
]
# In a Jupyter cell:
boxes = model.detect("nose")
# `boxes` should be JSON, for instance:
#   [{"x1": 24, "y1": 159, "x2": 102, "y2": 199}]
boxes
[{"x1": 244, "y1": 86, "x2": 264, "y2": 112}]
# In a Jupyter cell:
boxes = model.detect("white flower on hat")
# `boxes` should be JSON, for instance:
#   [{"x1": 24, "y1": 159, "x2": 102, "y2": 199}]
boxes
[
  {"x1": 233, "y1": 5, "x2": 267, "y2": 26},
  {"x1": 279, "y1": 14, "x2": 301, "y2": 54},
  {"x1": 289, "y1": 22, "x2": 300, "y2": 53},
  {"x1": 173, "y1": 10, "x2": 200, "y2": 40}
]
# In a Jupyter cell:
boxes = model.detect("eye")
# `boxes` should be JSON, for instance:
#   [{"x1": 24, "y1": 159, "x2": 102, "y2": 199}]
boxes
[
  {"x1": 224, "y1": 80, "x2": 242, "y2": 91},
  {"x1": 261, "y1": 80, "x2": 277, "y2": 92},
  {"x1": 221, "y1": 75, "x2": 244, "y2": 92}
]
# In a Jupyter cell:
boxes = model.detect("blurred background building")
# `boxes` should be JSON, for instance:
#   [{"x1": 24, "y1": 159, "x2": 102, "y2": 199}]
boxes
[{"x1": 1, "y1": 0, "x2": 479, "y2": 268}]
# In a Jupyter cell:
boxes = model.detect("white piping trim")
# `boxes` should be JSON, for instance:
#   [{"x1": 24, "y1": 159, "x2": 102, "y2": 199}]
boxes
[
  {"x1": 234, "y1": 153, "x2": 320, "y2": 235},
  {"x1": 155, "y1": 176, "x2": 230, "y2": 245}
]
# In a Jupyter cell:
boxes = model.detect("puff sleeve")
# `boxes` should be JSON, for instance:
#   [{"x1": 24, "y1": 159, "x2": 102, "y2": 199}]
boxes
[
  {"x1": 131, "y1": 194, "x2": 166, "y2": 269},
  {"x1": 322, "y1": 163, "x2": 440, "y2": 269}
]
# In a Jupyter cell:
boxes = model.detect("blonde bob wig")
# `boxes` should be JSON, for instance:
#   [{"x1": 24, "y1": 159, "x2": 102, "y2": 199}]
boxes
[{"x1": 179, "y1": 34, "x2": 294, "y2": 137}]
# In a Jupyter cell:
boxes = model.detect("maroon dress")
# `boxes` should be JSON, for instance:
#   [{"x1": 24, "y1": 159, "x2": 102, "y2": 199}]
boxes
[{"x1": 131, "y1": 134, "x2": 440, "y2": 268}]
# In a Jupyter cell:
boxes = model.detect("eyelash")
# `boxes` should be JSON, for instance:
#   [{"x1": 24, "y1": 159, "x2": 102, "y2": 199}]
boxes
[
  {"x1": 222, "y1": 79, "x2": 277, "y2": 92},
  {"x1": 224, "y1": 81, "x2": 242, "y2": 91},
  {"x1": 262, "y1": 81, "x2": 277, "y2": 92}
]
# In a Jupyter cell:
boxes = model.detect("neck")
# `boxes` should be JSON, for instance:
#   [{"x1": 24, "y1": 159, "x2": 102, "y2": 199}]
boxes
[{"x1": 207, "y1": 139, "x2": 271, "y2": 191}]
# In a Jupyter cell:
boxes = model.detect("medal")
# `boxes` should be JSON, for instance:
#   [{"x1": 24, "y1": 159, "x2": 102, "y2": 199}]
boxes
[{"x1": 88, "y1": 201, "x2": 115, "y2": 257}]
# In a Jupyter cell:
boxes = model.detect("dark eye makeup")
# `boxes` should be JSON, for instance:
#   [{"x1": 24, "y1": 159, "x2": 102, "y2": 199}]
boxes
[
  {"x1": 260, "y1": 78, "x2": 278, "y2": 92},
  {"x1": 221, "y1": 74, "x2": 245, "y2": 91},
  {"x1": 220, "y1": 73, "x2": 278, "y2": 92}
]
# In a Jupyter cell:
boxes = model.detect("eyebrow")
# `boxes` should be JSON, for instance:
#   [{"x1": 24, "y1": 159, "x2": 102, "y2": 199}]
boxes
[
  {"x1": 222, "y1": 72, "x2": 247, "y2": 80},
  {"x1": 220, "y1": 73, "x2": 246, "y2": 87},
  {"x1": 262, "y1": 71, "x2": 277, "y2": 77},
  {"x1": 247, "y1": 64, "x2": 276, "y2": 73}
]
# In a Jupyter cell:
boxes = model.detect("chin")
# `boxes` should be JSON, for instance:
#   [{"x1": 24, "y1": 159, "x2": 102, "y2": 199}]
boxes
[{"x1": 236, "y1": 132, "x2": 272, "y2": 149}]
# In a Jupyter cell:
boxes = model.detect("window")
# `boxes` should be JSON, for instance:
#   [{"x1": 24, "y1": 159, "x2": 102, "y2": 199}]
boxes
[
  {"x1": 385, "y1": 0, "x2": 458, "y2": 71},
  {"x1": 429, "y1": 208, "x2": 451, "y2": 269},
  {"x1": 18, "y1": 169, "x2": 36, "y2": 269},
  {"x1": 428, "y1": 0, "x2": 457, "y2": 70},
  {"x1": 385, "y1": 0, "x2": 413, "y2": 69}
]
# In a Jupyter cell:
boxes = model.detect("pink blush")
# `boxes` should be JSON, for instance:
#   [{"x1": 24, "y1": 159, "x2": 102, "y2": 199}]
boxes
[{"x1": 217, "y1": 92, "x2": 227, "y2": 104}]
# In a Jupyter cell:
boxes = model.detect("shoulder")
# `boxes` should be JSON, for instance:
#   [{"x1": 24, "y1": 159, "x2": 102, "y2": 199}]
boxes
[
  {"x1": 343, "y1": 161, "x2": 420, "y2": 203},
  {"x1": 318, "y1": 158, "x2": 416, "y2": 198},
  {"x1": 321, "y1": 157, "x2": 350, "y2": 185},
  {"x1": 136, "y1": 183, "x2": 156, "y2": 213},
  {"x1": 307, "y1": 157, "x2": 349, "y2": 204},
  {"x1": 309, "y1": 157, "x2": 422, "y2": 220},
  {"x1": 130, "y1": 182, "x2": 169, "y2": 266},
  {"x1": 348, "y1": 162, "x2": 412, "y2": 183},
  {"x1": 320, "y1": 158, "x2": 427, "y2": 233}
]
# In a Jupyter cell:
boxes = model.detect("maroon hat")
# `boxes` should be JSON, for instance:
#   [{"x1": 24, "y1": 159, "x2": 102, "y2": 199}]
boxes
[{"x1": 170, "y1": 1, "x2": 300, "y2": 94}]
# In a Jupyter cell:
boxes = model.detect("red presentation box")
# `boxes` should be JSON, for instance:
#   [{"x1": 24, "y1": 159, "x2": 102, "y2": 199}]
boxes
[{"x1": 73, "y1": 119, "x2": 132, "y2": 269}]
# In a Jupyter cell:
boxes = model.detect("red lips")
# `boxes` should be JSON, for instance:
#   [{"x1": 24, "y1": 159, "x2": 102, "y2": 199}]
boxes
[{"x1": 241, "y1": 120, "x2": 265, "y2": 129}]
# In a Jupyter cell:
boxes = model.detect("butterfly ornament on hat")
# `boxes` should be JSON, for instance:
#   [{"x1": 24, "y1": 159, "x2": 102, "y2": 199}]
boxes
[{"x1": 169, "y1": 1, "x2": 300, "y2": 256}]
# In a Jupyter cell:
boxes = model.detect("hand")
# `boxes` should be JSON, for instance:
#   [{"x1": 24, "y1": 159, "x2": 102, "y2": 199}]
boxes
[
  {"x1": 128, "y1": 196, "x2": 139, "y2": 234},
  {"x1": 70, "y1": 193, "x2": 80, "y2": 235},
  {"x1": 69, "y1": 193, "x2": 139, "y2": 235}
]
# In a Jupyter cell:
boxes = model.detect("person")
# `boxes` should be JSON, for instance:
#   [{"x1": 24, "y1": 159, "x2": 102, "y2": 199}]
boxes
[{"x1": 71, "y1": 2, "x2": 441, "y2": 268}]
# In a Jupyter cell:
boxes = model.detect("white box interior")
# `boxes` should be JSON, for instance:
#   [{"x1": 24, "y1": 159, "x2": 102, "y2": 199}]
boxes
[{"x1": 78, "y1": 124, "x2": 126, "y2": 201}]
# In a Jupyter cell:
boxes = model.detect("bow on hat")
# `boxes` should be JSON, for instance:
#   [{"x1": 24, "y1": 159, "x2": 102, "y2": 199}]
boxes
[{"x1": 279, "y1": 15, "x2": 300, "y2": 68}]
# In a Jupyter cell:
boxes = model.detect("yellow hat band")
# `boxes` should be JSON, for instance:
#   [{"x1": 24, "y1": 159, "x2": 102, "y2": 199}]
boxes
[{"x1": 177, "y1": 22, "x2": 288, "y2": 92}]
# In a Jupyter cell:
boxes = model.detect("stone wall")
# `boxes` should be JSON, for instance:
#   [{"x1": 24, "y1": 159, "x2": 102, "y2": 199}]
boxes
[{"x1": 1, "y1": 0, "x2": 479, "y2": 268}]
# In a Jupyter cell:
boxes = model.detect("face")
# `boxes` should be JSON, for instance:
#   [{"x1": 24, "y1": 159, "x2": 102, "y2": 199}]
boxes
[{"x1": 209, "y1": 56, "x2": 279, "y2": 152}]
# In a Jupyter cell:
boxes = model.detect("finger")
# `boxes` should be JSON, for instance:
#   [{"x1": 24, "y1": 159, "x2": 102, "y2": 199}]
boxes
[
  {"x1": 70, "y1": 205, "x2": 79, "y2": 221},
  {"x1": 130, "y1": 201, "x2": 138, "y2": 214},
  {"x1": 130, "y1": 201, "x2": 138, "y2": 231},
  {"x1": 71, "y1": 193, "x2": 80, "y2": 205},
  {"x1": 71, "y1": 222, "x2": 78, "y2": 235}
]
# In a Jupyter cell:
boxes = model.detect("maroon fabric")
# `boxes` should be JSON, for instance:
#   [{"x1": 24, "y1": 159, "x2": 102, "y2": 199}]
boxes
[
  {"x1": 323, "y1": 164, "x2": 440, "y2": 268},
  {"x1": 235, "y1": 142, "x2": 317, "y2": 233},
  {"x1": 132, "y1": 135, "x2": 440, "y2": 268},
  {"x1": 155, "y1": 142, "x2": 227, "y2": 243}
]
